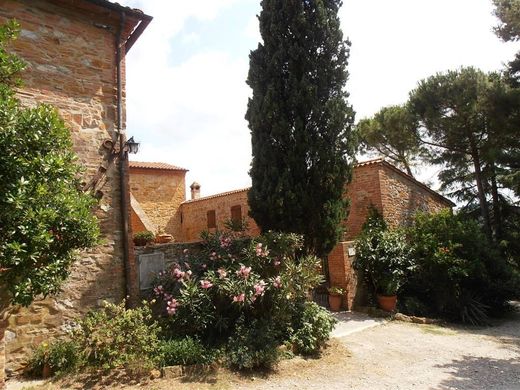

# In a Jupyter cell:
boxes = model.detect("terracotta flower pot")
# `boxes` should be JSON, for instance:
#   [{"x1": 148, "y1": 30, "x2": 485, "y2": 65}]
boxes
[
  {"x1": 42, "y1": 363, "x2": 51, "y2": 378},
  {"x1": 155, "y1": 234, "x2": 173, "y2": 244},
  {"x1": 377, "y1": 294, "x2": 397, "y2": 312},
  {"x1": 328, "y1": 294, "x2": 342, "y2": 312}
]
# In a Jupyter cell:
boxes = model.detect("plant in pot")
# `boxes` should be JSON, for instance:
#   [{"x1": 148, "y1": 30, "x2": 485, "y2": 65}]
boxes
[
  {"x1": 327, "y1": 286, "x2": 344, "y2": 312},
  {"x1": 133, "y1": 230, "x2": 155, "y2": 246},
  {"x1": 353, "y1": 208, "x2": 413, "y2": 312}
]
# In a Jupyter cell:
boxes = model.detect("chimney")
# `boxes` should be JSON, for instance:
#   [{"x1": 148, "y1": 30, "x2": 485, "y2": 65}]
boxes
[{"x1": 190, "y1": 181, "x2": 201, "y2": 200}]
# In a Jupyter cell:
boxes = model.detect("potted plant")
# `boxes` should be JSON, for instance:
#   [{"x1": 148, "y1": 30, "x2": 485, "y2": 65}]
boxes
[
  {"x1": 353, "y1": 209, "x2": 413, "y2": 312},
  {"x1": 133, "y1": 231, "x2": 155, "y2": 246},
  {"x1": 155, "y1": 229, "x2": 174, "y2": 244},
  {"x1": 327, "y1": 286, "x2": 344, "y2": 312}
]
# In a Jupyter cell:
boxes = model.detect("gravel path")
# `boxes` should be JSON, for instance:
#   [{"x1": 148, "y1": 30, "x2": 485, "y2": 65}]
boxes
[
  {"x1": 8, "y1": 305, "x2": 520, "y2": 390},
  {"x1": 241, "y1": 306, "x2": 520, "y2": 390}
]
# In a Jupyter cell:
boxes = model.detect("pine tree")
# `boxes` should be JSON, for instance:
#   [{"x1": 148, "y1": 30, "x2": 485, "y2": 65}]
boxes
[{"x1": 246, "y1": 0, "x2": 355, "y2": 258}]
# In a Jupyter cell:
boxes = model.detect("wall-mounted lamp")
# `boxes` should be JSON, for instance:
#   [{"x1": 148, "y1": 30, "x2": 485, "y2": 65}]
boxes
[{"x1": 125, "y1": 136, "x2": 140, "y2": 154}]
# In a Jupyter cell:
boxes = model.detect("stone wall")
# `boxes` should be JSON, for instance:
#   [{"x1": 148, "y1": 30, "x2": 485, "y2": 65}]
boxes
[
  {"x1": 129, "y1": 167, "x2": 187, "y2": 239},
  {"x1": 0, "y1": 0, "x2": 141, "y2": 376},
  {"x1": 379, "y1": 163, "x2": 453, "y2": 228},
  {"x1": 180, "y1": 189, "x2": 260, "y2": 242}
]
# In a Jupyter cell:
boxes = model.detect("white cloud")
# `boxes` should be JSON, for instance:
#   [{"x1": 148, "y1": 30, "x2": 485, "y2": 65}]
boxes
[
  {"x1": 122, "y1": 0, "x2": 519, "y2": 198},
  {"x1": 340, "y1": 0, "x2": 518, "y2": 119}
]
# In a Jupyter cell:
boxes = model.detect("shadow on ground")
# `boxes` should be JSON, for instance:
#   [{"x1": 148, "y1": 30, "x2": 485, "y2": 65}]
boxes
[{"x1": 435, "y1": 355, "x2": 520, "y2": 390}]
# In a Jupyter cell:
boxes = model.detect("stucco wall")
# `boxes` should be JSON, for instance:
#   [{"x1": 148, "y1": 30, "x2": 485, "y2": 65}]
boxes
[
  {"x1": 129, "y1": 167, "x2": 186, "y2": 239},
  {"x1": 180, "y1": 190, "x2": 260, "y2": 242},
  {"x1": 0, "y1": 0, "x2": 136, "y2": 376}
]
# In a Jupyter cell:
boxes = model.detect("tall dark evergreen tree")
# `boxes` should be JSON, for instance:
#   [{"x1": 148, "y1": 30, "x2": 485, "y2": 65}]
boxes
[{"x1": 246, "y1": 0, "x2": 355, "y2": 258}]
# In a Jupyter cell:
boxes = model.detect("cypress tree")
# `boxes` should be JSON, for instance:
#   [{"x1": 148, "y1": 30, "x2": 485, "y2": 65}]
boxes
[{"x1": 246, "y1": 0, "x2": 355, "y2": 258}]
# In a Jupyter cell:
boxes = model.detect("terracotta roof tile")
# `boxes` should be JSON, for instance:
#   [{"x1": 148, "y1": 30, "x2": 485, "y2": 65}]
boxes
[
  {"x1": 182, "y1": 187, "x2": 250, "y2": 204},
  {"x1": 129, "y1": 161, "x2": 188, "y2": 171}
]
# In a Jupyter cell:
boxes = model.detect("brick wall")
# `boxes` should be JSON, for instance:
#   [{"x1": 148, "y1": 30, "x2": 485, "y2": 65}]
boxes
[
  {"x1": 328, "y1": 160, "x2": 453, "y2": 309},
  {"x1": 180, "y1": 189, "x2": 260, "y2": 242},
  {"x1": 343, "y1": 162, "x2": 384, "y2": 240},
  {"x1": 0, "y1": 0, "x2": 142, "y2": 376},
  {"x1": 129, "y1": 167, "x2": 187, "y2": 239}
]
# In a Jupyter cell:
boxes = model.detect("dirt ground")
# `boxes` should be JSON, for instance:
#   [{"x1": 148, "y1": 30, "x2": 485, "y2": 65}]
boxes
[{"x1": 10, "y1": 306, "x2": 520, "y2": 390}]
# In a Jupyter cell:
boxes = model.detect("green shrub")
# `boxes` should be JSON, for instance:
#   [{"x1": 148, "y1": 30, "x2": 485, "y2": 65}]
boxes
[
  {"x1": 226, "y1": 317, "x2": 280, "y2": 370},
  {"x1": 159, "y1": 337, "x2": 218, "y2": 366},
  {"x1": 291, "y1": 302, "x2": 336, "y2": 355},
  {"x1": 72, "y1": 301, "x2": 161, "y2": 370},
  {"x1": 404, "y1": 210, "x2": 520, "y2": 324},
  {"x1": 354, "y1": 208, "x2": 414, "y2": 296},
  {"x1": 27, "y1": 339, "x2": 81, "y2": 377}
]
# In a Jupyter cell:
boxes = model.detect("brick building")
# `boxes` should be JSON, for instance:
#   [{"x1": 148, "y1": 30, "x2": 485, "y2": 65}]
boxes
[
  {"x1": 0, "y1": 0, "x2": 151, "y2": 382},
  {"x1": 129, "y1": 158, "x2": 453, "y2": 310}
]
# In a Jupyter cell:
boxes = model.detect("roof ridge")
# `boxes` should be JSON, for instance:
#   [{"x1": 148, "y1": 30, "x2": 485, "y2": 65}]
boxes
[
  {"x1": 182, "y1": 187, "x2": 251, "y2": 204},
  {"x1": 129, "y1": 161, "x2": 188, "y2": 171}
]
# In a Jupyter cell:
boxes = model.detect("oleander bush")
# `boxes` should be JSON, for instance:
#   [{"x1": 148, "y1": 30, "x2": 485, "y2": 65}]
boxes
[{"x1": 152, "y1": 230, "x2": 334, "y2": 369}]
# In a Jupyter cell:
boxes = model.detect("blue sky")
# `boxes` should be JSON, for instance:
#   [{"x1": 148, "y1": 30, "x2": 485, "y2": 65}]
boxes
[{"x1": 124, "y1": 0, "x2": 518, "y2": 197}]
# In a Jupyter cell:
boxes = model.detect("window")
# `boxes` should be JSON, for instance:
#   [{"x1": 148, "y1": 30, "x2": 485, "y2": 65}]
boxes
[
  {"x1": 207, "y1": 210, "x2": 216, "y2": 229},
  {"x1": 231, "y1": 205, "x2": 242, "y2": 222}
]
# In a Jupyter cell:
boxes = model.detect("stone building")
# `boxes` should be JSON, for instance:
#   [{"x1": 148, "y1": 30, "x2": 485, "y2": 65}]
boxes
[
  {"x1": 0, "y1": 0, "x2": 151, "y2": 382},
  {"x1": 129, "y1": 158, "x2": 454, "y2": 310}
]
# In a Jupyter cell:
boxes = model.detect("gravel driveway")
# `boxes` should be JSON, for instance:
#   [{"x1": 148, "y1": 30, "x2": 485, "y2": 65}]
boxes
[
  {"x1": 8, "y1": 304, "x2": 520, "y2": 390},
  {"x1": 242, "y1": 305, "x2": 520, "y2": 390}
]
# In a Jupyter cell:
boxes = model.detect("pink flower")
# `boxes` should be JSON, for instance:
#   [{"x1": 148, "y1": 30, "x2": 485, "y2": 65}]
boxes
[
  {"x1": 254, "y1": 280, "x2": 267, "y2": 297},
  {"x1": 273, "y1": 260, "x2": 281, "y2": 267},
  {"x1": 236, "y1": 265, "x2": 252, "y2": 279},
  {"x1": 153, "y1": 285, "x2": 164, "y2": 296},
  {"x1": 166, "y1": 299, "x2": 179, "y2": 315},
  {"x1": 232, "y1": 293, "x2": 245, "y2": 303},
  {"x1": 255, "y1": 243, "x2": 269, "y2": 257},
  {"x1": 273, "y1": 276, "x2": 282, "y2": 289},
  {"x1": 173, "y1": 268, "x2": 185, "y2": 279},
  {"x1": 200, "y1": 280, "x2": 213, "y2": 289},
  {"x1": 220, "y1": 235, "x2": 232, "y2": 249},
  {"x1": 163, "y1": 293, "x2": 173, "y2": 301},
  {"x1": 209, "y1": 252, "x2": 217, "y2": 261},
  {"x1": 217, "y1": 268, "x2": 227, "y2": 279}
]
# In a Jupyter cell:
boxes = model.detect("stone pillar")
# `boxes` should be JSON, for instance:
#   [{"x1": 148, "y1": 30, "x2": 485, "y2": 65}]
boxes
[{"x1": 190, "y1": 182, "x2": 201, "y2": 200}]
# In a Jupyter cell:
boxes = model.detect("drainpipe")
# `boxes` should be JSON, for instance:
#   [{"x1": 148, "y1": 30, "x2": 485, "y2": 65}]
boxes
[{"x1": 116, "y1": 11, "x2": 136, "y2": 308}]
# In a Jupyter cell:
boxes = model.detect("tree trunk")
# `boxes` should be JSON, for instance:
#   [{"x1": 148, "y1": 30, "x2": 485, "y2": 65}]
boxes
[
  {"x1": 401, "y1": 159, "x2": 414, "y2": 178},
  {"x1": 489, "y1": 162, "x2": 503, "y2": 240},
  {"x1": 470, "y1": 138, "x2": 492, "y2": 241}
]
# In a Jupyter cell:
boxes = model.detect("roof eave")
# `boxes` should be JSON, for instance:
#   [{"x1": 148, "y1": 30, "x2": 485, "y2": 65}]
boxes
[{"x1": 83, "y1": 0, "x2": 152, "y2": 53}]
